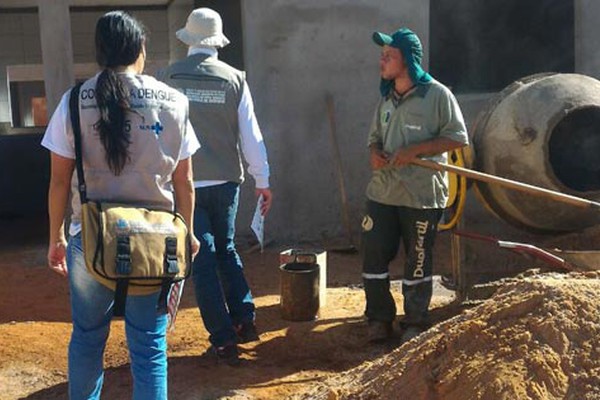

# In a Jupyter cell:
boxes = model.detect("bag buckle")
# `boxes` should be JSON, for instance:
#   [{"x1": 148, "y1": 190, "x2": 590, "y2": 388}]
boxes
[
  {"x1": 164, "y1": 237, "x2": 179, "y2": 274},
  {"x1": 116, "y1": 235, "x2": 132, "y2": 275}
]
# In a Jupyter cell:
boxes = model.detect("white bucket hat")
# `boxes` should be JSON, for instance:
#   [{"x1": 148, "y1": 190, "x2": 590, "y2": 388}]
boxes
[{"x1": 176, "y1": 8, "x2": 230, "y2": 48}]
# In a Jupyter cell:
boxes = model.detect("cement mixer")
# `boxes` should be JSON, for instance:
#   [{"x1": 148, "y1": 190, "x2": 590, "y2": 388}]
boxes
[{"x1": 470, "y1": 73, "x2": 600, "y2": 233}]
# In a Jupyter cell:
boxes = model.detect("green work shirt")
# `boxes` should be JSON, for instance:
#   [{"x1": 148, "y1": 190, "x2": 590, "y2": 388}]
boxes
[{"x1": 366, "y1": 79, "x2": 469, "y2": 208}]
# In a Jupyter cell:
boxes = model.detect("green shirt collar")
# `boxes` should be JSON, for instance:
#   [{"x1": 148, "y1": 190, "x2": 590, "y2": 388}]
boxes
[{"x1": 385, "y1": 81, "x2": 431, "y2": 106}]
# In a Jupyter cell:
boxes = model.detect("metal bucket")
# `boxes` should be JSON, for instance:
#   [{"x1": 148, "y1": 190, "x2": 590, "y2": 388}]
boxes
[
  {"x1": 279, "y1": 262, "x2": 320, "y2": 321},
  {"x1": 472, "y1": 73, "x2": 600, "y2": 232},
  {"x1": 280, "y1": 248, "x2": 327, "y2": 306}
]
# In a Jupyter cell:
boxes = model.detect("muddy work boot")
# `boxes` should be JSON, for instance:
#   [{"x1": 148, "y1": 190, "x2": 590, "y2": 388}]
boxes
[
  {"x1": 213, "y1": 343, "x2": 241, "y2": 366},
  {"x1": 400, "y1": 326, "x2": 424, "y2": 343},
  {"x1": 367, "y1": 321, "x2": 393, "y2": 343},
  {"x1": 235, "y1": 321, "x2": 260, "y2": 344}
]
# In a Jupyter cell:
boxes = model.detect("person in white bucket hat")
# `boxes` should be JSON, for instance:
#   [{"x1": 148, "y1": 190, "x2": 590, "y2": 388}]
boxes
[
  {"x1": 160, "y1": 8, "x2": 272, "y2": 366},
  {"x1": 176, "y1": 7, "x2": 230, "y2": 48}
]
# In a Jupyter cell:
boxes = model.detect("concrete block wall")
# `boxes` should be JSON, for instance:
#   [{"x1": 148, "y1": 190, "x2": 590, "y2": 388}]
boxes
[
  {"x1": 70, "y1": 11, "x2": 97, "y2": 63},
  {"x1": 0, "y1": 11, "x2": 41, "y2": 64},
  {"x1": 0, "y1": 10, "x2": 41, "y2": 123},
  {"x1": 167, "y1": 0, "x2": 194, "y2": 63},
  {"x1": 240, "y1": 0, "x2": 430, "y2": 242},
  {"x1": 1, "y1": 0, "x2": 599, "y2": 252},
  {"x1": 70, "y1": 9, "x2": 170, "y2": 68},
  {"x1": 237, "y1": 0, "x2": 600, "y2": 289},
  {"x1": 0, "y1": 7, "x2": 171, "y2": 125},
  {"x1": 575, "y1": 0, "x2": 600, "y2": 79}
]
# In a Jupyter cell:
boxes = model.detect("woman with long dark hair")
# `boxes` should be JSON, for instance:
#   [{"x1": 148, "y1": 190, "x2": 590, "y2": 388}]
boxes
[{"x1": 42, "y1": 11, "x2": 200, "y2": 399}]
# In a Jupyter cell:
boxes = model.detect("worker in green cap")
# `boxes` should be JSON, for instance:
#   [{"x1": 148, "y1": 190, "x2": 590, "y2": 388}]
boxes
[{"x1": 361, "y1": 27, "x2": 469, "y2": 343}]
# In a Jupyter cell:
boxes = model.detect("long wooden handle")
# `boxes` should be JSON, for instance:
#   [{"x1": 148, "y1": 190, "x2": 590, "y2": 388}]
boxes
[
  {"x1": 325, "y1": 94, "x2": 355, "y2": 247},
  {"x1": 411, "y1": 158, "x2": 600, "y2": 210}
]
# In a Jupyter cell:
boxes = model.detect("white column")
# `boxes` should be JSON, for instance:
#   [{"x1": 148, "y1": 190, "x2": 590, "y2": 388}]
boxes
[
  {"x1": 575, "y1": 0, "x2": 600, "y2": 79},
  {"x1": 38, "y1": 0, "x2": 74, "y2": 116}
]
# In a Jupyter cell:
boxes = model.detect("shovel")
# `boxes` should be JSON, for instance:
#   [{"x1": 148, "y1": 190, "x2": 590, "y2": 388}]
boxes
[
  {"x1": 453, "y1": 230, "x2": 576, "y2": 271},
  {"x1": 453, "y1": 230, "x2": 600, "y2": 271},
  {"x1": 325, "y1": 93, "x2": 357, "y2": 253}
]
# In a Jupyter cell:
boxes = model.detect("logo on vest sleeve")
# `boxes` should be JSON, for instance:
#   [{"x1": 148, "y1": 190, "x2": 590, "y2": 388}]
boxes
[
  {"x1": 362, "y1": 215, "x2": 374, "y2": 232},
  {"x1": 139, "y1": 121, "x2": 164, "y2": 135},
  {"x1": 150, "y1": 122, "x2": 163, "y2": 135}
]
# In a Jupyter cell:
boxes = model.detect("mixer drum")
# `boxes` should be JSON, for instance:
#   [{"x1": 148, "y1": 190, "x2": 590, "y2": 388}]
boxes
[{"x1": 472, "y1": 73, "x2": 600, "y2": 233}]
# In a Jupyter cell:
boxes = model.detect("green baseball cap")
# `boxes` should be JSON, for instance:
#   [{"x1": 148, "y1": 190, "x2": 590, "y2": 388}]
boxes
[{"x1": 372, "y1": 28, "x2": 432, "y2": 92}]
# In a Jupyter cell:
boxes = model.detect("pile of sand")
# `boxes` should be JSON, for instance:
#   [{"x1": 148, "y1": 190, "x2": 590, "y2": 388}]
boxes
[{"x1": 298, "y1": 271, "x2": 600, "y2": 400}]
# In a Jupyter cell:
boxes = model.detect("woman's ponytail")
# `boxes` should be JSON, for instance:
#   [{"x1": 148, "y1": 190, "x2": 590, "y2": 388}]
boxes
[
  {"x1": 94, "y1": 68, "x2": 131, "y2": 175},
  {"x1": 93, "y1": 11, "x2": 146, "y2": 175}
]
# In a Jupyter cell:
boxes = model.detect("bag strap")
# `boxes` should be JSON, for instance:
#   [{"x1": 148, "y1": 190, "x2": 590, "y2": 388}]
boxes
[
  {"x1": 113, "y1": 280, "x2": 129, "y2": 317},
  {"x1": 68, "y1": 82, "x2": 87, "y2": 204},
  {"x1": 157, "y1": 238, "x2": 179, "y2": 314},
  {"x1": 156, "y1": 280, "x2": 173, "y2": 314},
  {"x1": 114, "y1": 280, "x2": 173, "y2": 317}
]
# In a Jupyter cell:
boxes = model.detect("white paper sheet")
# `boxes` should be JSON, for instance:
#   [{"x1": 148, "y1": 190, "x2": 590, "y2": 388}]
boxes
[
  {"x1": 167, "y1": 280, "x2": 184, "y2": 331},
  {"x1": 251, "y1": 195, "x2": 265, "y2": 252}
]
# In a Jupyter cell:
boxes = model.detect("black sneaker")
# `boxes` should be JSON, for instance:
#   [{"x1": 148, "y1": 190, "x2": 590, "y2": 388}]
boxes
[
  {"x1": 235, "y1": 322, "x2": 260, "y2": 344},
  {"x1": 213, "y1": 344, "x2": 240, "y2": 366}
]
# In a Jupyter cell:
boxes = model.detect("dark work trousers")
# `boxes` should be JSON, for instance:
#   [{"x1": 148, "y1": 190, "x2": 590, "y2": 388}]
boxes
[{"x1": 362, "y1": 200, "x2": 442, "y2": 327}]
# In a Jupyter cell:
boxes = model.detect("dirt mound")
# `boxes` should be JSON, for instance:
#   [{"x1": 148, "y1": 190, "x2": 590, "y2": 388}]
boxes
[{"x1": 299, "y1": 272, "x2": 600, "y2": 400}]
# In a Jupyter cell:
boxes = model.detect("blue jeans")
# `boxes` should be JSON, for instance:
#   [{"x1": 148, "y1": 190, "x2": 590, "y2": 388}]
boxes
[
  {"x1": 192, "y1": 182, "x2": 255, "y2": 347},
  {"x1": 67, "y1": 234, "x2": 168, "y2": 400}
]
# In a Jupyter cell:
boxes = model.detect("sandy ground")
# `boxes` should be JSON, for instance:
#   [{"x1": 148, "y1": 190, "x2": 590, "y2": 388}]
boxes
[
  {"x1": 0, "y1": 217, "x2": 459, "y2": 400},
  {"x1": 2, "y1": 217, "x2": 599, "y2": 400}
]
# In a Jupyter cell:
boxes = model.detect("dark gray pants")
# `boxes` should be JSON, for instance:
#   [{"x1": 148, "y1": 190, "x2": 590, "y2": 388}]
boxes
[{"x1": 362, "y1": 200, "x2": 442, "y2": 327}]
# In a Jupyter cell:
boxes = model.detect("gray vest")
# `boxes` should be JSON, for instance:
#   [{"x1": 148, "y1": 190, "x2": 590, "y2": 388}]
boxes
[
  {"x1": 161, "y1": 54, "x2": 245, "y2": 183},
  {"x1": 70, "y1": 73, "x2": 191, "y2": 226}
]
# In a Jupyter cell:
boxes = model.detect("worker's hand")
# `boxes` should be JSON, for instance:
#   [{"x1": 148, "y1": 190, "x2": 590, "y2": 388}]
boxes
[
  {"x1": 389, "y1": 147, "x2": 418, "y2": 167},
  {"x1": 370, "y1": 148, "x2": 389, "y2": 170},
  {"x1": 190, "y1": 234, "x2": 200, "y2": 260},
  {"x1": 256, "y1": 188, "x2": 272, "y2": 216},
  {"x1": 47, "y1": 239, "x2": 68, "y2": 277}
]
